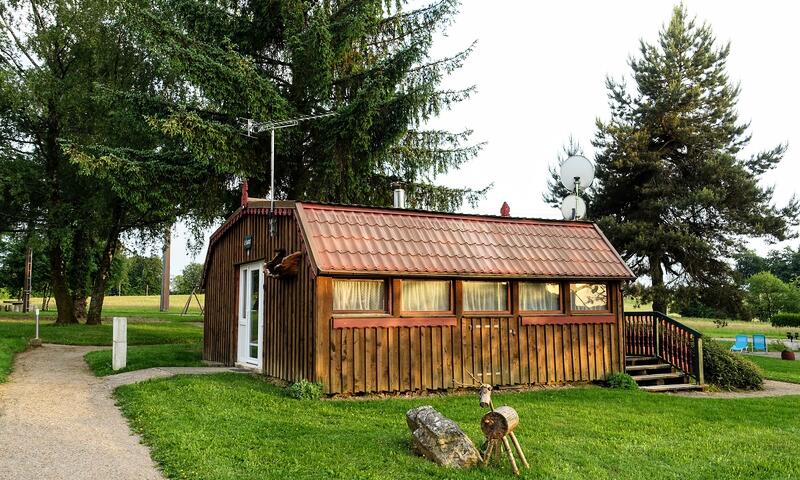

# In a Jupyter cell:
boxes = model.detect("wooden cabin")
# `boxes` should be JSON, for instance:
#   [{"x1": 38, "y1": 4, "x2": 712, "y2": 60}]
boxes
[{"x1": 201, "y1": 199, "x2": 634, "y2": 394}]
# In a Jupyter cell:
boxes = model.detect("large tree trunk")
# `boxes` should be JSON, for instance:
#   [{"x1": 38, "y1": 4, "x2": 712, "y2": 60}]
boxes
[
  {"x1": 68, "y1": 226, "x2": 91, "y2": 323},
  {"x1": 50, "y1": 240, "x2": 77, "y2": 325},
  {"x1": 649, "y1": 253, "x2": 668, "y2": 314},
  {"x1": 86, "y1": 208, "x2": 122, "y2": 325},
  {"x1": 44, "y1": 99, "x2": 77, "y2": 325}
]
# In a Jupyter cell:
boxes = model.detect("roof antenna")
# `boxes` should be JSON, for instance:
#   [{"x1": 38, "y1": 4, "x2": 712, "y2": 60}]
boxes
[{"x1": 239, "y1": 112, "x2": 337, "y2": 236}]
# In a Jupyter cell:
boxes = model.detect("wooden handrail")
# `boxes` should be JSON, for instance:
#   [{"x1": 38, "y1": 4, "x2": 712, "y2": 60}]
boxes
[{"x1": 624, "y1": 311, "x2": 704, "y2": 385}]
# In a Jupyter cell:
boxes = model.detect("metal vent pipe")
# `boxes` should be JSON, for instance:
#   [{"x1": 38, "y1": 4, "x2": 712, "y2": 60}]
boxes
[{"x1": 393, "y1": 188, "x2": 406, "y2": 208}]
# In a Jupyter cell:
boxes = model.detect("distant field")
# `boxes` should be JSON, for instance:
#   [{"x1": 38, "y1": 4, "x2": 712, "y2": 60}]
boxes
[{"x1": 1, "y1": 294, "x2": 204, "y2": 322}]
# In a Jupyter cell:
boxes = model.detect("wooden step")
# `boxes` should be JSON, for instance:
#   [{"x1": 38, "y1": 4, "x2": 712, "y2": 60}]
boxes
[
  {"x1": 639, "y1": 383, "x2": 703, "y2": 393},
  {"x1": 625, "y1": 356, "x2": 660, "y2": 365},
  {"x1": 625, "y1": 363, "x2": 672, "y2": 372},
  {"x1": 630, "y1": 372, "x2": 685, "y2": 382}
]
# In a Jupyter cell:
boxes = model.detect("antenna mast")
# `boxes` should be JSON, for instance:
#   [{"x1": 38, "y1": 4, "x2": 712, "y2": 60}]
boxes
[{"x1": 242, "y1": 112, "x2": 336, "y2": 235}]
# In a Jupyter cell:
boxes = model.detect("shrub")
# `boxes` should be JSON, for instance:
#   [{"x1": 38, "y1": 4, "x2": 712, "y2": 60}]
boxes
[
  {"x1": 713, "y1": 319, "x2": 729, "y2": 328},
  {"x1": 702, "y1": 339, "x2": 763, "y2": 390},
  {"x1": 287, "y1": 379, "x2": 323, "y2": 400},
  {"x1": 772, "y1": 312, "x2": 800, "y2": 328},
  {"x1": 605, "y1": 372, "x2": 638, "y2": 390}
]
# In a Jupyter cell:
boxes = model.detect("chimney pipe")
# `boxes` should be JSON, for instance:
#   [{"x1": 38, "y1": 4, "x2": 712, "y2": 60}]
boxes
[
  {"x1": 393, "y1": 188, "x2": 406, "y2": 209},
  {"x1": 240, "y1": 179, "x2": 249, "y2": 207}
]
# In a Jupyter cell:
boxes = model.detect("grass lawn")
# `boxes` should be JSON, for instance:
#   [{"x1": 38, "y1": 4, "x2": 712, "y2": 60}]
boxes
[
  {"x1": 0, "y1": 336, "x2": 28, "y2": 383},
  {"x1": 0, "y1": 319, "x2": 202, "y2": 346},
  {"x1": 745, "y1": 355, "x2": 800, "y2": 384},
  {"x1": 2, "y1": 294, "x2": 204, "y2": 322},
  {"x1": 84, "y1": 343, "x2": 204, "y2": 376},
  {"x1": 680, "y1": 317, "x2": 791, "y2": 339},
  {"x1": 116, "y1": 374, "x2": 800, "y2": 480}
]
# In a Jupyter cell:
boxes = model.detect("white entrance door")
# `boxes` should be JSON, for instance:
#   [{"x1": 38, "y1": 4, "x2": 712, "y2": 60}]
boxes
[{"x1": 237, "y1": 261, "x2": 264, "y2": 368}]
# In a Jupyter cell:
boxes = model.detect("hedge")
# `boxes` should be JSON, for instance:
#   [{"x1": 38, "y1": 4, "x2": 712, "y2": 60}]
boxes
[
  {"x1": 702, "y1": 339, "x2": 763, "y2": 391},
  {"x1": 771, "y1": 312, "x2": 800, "y2": 328}
]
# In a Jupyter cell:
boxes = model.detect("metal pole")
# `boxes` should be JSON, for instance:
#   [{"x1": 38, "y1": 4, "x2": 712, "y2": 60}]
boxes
[
  {"x1": 269, "y1": 128, "x2": 276, "y2": 236},
  {"x1": 35, "y1": 308, "x2": 39, "y2": 339},
  {"x1": 270, "y1": 128, "x2": 275, "y2": 211}
]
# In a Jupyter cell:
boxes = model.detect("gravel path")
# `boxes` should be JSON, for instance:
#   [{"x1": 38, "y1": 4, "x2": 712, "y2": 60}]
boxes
[
  {"x1": 675, "y1": 380, "x2": 800, "y2": 398},
  {"x1": 104, "y1": 365, "x2": 246, "y2": 389},
  {"x1": 0, "y1": 344, "x2": 165, "y2": 480}
]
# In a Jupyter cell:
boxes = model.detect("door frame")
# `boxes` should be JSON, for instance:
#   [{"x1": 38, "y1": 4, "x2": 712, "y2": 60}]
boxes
[{"x1": 237, "y1": 261, "x2": 264, "y2": 369}]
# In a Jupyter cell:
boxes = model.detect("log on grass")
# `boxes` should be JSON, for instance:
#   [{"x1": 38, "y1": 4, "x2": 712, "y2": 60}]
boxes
[{"x1": 481, "y1": 406, "x2": 519, "y2": 439}]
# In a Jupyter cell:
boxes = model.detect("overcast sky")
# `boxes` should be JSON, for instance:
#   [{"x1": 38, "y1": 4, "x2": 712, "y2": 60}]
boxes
[{"x1": 167, "y1": 0, "x2": 800, "y2": 274}]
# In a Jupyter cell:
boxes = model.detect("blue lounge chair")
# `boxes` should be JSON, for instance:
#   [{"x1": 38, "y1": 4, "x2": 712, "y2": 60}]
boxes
[
  {"x1": 730, "y1": 335, "x2": 749, "y2": 352},
  {"x1": 752, "y1": 334, "x2": 767, "y2": 353}
]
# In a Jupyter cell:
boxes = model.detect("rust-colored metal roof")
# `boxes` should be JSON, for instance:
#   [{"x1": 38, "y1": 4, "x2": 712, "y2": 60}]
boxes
[{"x1": 295, "y1": 202, "x2": 633, "y2": 279}]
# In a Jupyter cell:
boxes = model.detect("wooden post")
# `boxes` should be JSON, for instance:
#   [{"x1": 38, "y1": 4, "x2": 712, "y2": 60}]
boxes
[
  {"x1": 695, "y1": 336, "x2": 704, "y2": 385},
  {"x1": 652, "y1": 314, "x2": 660, "y2": 358},
  {"x1": 159, "y1": 227, "x2": 171, "y2": 312},
  {"x1": 22, "y1": 247, "x2": 32, "y2": 313}
]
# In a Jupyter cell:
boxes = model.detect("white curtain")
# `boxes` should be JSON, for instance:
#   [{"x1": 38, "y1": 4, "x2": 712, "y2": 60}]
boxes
[
  {"x1": 570, "y1": 283, "x2": 608, "y2": 311},
  {"x1": 519, "y1": 282, "x2": 560, "y2": 311},
  {"x1": 333, "y1": 279, "x2": 386, "y2": 311},
  {"x1": 402, "y1": 280, "x2": 450, "y2": 312},
  {"x1": 463, "y1": 281, "x2": 508, "y2": 312}
]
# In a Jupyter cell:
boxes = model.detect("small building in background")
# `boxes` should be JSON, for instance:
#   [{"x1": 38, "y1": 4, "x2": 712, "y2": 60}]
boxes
[{"x1": 201, "y1": 199, "x2": 634, "y2": 394}]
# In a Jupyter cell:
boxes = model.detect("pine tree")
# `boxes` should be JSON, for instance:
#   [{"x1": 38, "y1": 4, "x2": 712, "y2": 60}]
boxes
[
  {"x1": 548, "y1": 6, "x2": 798, "y2": 313},
  {"x1": 130, "y1": 0, "x2": 485, "y2": 211}
]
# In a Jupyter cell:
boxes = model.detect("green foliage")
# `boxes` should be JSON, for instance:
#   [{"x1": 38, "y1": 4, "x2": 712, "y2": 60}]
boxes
[
  {"x1": 702, "y1": 339, "x2": 764, "y2": 391},
  {"x1": 738, "y1": 248, "x2": 800, "y2": 284},
  {"x1": 605, "y1": 372, "x2": 638, "y2": 390},
  {"x1": 115, "y1": 374, "x2": 800, "y2": 479},
  {"x1": 172, "y1": 263, "x2": 203, "y2": 294},
  {"x1": 771, "y1": 312, "x2": 800, "y2": 328},
  {"x1": 84, "y1": 343, "x2": 203, "y2": 377},
  {"x1": 0, "y1": 233, "x2": 50, "y2": 297},
  {"x1": 126, "y1": 255, "x2": 162, "y2": 296},
  {"x1": 672, "y1": 282, "x2": 750, "y2": 321},
  {"x1": 746, "y1": 272, "x2": 800, "y2": 322},
  {"x1": 131, "y1": 0, "x2": 485, "y2": 211},
  {"x1": 286, "y1": 379, "x2": 323, "y2": 400},
  {"x1": 547, "y1": 6, "x2": 799, "y2": 314}
]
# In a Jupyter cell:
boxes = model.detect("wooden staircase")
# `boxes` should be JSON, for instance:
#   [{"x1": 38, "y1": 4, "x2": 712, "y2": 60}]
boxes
[
  {"x1": 625, "y1": 355, "x2": 702, "y2": 392},
  {"x1": 624, "y1": 312, "x2": 706, "y2": 393}
]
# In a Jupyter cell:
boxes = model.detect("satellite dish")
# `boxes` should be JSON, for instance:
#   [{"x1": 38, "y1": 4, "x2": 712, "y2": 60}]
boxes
[
  {"x1": 560, "y1": 194, "x2": 587, "y2": 220},
  {"x1": 560, "y1": 155, "x2": 595, "y2": 191}
]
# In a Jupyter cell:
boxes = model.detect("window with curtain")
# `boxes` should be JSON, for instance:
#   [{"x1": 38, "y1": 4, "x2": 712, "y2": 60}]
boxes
[
  {"x1": 402, "y1": 280, "x2": 451, "y2": 312},
  {"x1": 570, "y1": 283, "x2": 609, "y2": 311},
  {"x1": 519, "y1": 282, "x2": 561, "y2": 312},
  {"x1": 333, "y1": 279, "x2": 386, "y2": 312},
  {"x1": 463, "y1": 281, "x2": 508, "y2": 312}
]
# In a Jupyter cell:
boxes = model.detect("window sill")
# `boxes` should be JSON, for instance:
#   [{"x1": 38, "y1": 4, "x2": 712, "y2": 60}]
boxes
[
  {"x1": 521, "y1": 314, "x2": 615, "y2": 325},
  {"x1": 332, "y1": 316, "x2": 457, "y2": 328}
]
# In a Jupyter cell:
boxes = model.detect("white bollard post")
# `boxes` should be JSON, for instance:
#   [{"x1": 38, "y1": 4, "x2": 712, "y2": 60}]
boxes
[
  {"x1": 30, "y1": 308, "x2": 43, "y2": 347},
  {"x1": 112, "y1": 317, "x2": 127, "y2": 371}
]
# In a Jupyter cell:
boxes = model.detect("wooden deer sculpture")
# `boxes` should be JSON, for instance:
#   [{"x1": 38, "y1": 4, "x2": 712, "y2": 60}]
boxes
[{"x1": 476, "y1": 382, "x2": 530, "y2": 476}]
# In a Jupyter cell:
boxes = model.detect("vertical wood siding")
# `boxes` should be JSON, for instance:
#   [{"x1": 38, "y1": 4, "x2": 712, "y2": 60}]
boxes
[
  {"x1": 204, "y1": 212, "x2": 316, "y2": 382},
  {"x1": 317, "y1": 279, "x2": 626, "y2": 394}
]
